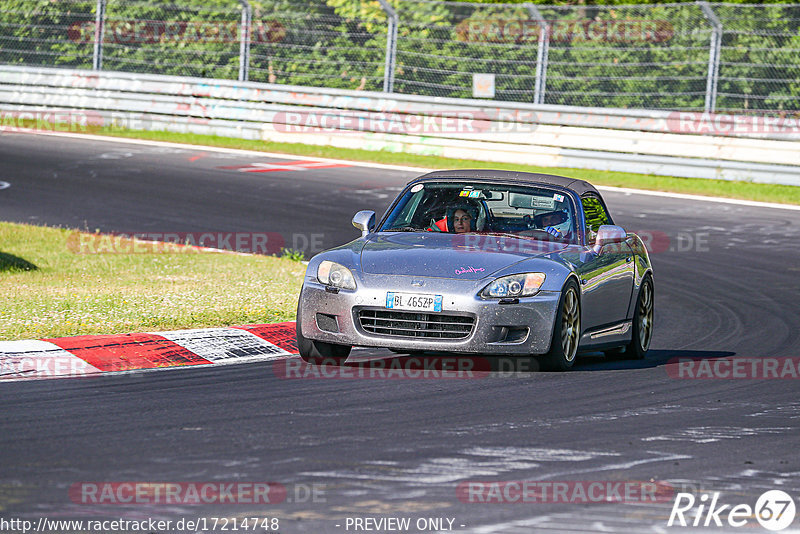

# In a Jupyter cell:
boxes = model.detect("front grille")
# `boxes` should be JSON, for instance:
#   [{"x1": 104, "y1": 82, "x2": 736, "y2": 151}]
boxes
[{"x1": 358, "y1": 309, "x2": 474, "y2": 339}]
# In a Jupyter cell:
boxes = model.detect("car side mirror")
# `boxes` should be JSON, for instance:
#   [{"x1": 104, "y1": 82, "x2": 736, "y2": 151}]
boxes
[
  {"x1": 593, "y1": 224, "x2": 627, "y2": 253},
  {"x1": 352, "y1": 210, "x2": 376, "y2": 237}
]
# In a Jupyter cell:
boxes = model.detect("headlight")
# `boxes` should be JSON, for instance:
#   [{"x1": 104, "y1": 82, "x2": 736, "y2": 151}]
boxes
[
  {"x1": 481, "y1": 273, "x2": 545, "y2": 298},
  {"x1": 317, "y1": 261, "x2": 357, "y2": 290}
]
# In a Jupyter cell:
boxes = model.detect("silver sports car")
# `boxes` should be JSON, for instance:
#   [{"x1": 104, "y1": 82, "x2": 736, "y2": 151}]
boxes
[{"x1": 296, "y1": 170, "x2": 654, "y2": 371}]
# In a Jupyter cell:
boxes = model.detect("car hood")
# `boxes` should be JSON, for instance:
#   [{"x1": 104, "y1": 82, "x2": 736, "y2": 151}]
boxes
[{"x1": 360, "y1": 233, "x2": 567, "y2": 280}]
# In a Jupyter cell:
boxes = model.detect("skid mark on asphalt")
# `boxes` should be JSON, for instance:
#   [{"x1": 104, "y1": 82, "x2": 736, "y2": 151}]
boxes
[
  {"x1": 746, "y1": 402, "x2": 800, "y2": 418},
  {"x1": 461, "y1": 447, "x2": 619, "y2": 463},
  {"x1": 299, "y1": 448, "x2": 682, "y2": 486},
  {"x1": 422, "y1": 406, "x2": 720, "y2": 438},
  {"x1": 467, "y1": 509, "x2": 673, "y2": 534},
  {"x1": 641, "y1": 426, "x2": 793, "y2": 443}
]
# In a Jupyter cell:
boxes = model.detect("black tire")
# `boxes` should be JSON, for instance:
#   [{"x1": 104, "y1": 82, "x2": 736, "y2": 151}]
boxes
[
  {"x1": 604, "y1": 275, "x2": 654, "y2": 360},
  {"x1": 538, "y1": 279, "x2": 581, "y2": 372},
  {"x1": 296, "y1": 308, "x2": 351, "y2": 364}
]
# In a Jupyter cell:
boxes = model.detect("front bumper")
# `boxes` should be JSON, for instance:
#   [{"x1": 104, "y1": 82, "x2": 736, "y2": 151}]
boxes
[{"x1": 297, "y1": 274, "x2": 561, "y2": 355}]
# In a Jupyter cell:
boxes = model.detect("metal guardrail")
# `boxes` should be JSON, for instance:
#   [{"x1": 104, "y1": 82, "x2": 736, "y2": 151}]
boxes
[{"x1": 1, "y1": 66, "x2": 798, "y2": 186}]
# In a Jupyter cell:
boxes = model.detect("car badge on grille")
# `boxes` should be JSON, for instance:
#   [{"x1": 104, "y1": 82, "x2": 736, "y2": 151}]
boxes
[{"x1": 411, "y1": 279, "x2": 425, "y2": 287}]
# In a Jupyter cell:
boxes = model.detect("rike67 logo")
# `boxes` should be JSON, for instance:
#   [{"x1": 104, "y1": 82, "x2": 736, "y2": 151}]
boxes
[{"x1": 668, "y1": 490, "x2": 796, "y2": 531}]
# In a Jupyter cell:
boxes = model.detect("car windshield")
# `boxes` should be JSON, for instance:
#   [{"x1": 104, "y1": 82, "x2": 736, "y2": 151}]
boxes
[{"x1": 380, "y1": 181, "x2": 579, "y2": 244}]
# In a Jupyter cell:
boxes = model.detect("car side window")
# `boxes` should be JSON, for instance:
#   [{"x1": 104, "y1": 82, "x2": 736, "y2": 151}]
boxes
[{"x1": 581, "y1": 195, "x2": 610, "y2": 242}]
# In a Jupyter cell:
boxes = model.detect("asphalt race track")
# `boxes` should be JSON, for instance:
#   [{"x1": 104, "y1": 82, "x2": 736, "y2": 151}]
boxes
[{"x1": 1, "y1": 132, "x2": 799, "y2": 533}]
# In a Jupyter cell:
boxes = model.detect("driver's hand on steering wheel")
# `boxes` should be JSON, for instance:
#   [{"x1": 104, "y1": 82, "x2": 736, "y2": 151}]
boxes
[{"x1": 544, "y1": 226, "x2": 563, "y2": 238}]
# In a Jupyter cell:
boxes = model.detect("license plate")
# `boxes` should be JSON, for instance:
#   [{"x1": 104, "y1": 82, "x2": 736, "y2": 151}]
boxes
[{"x1": 386, "y1": 292, "x2": 442, "y2": 312}]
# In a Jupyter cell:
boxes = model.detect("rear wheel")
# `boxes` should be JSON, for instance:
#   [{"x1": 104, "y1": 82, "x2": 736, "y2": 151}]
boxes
[
  {"x1": 296, "y1": 308, "x2": 351, "y2": 364},
  {"x1": 538, "y1": 280, "x2": 581, "y2": 372},
  {"x1": 605, "y1": 275, "x2": 653, "y2": 360}
]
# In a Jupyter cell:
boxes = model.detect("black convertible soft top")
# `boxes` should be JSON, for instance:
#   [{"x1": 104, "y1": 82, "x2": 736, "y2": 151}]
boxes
[{"x1": 411, "y1": 169, "x2": 600, "y2": 197}]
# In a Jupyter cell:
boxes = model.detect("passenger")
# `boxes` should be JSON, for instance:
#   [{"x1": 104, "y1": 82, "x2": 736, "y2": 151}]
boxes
[
  {"x1": 431, "y1": 203, "x2": 479, "y2": 233},
  {"x1": 452, "y1": 209, "x2": 472, "y2": 234}
]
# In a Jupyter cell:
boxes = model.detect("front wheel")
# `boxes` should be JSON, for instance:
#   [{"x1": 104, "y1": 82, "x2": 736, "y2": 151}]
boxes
[{"x1": 538, "y1": 280, "x2": 581, "y2": 372}]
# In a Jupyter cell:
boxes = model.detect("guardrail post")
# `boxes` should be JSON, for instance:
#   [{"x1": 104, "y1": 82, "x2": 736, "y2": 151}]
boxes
[
  {"x1": 238, "y1": 0, "x2": 252, "y2": 82},
  {"x1": 377, "y1": 0, "x2": 398, "y2": 93},
  {"x1": 698, "y1": 1, "x2": 722, "y2": 113},
  {"x1": 92, "y1": 0, "x2": 106, "y2": 70},
  {"x1": 526, "y1": 4, "x2": 549, "y2": 105}
]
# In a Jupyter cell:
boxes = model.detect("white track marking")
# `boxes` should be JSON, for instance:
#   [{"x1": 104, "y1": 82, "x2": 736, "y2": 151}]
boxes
[
  {"x1": 155, "y1": 327, "x2": 289, "y2": 364},
  {"x1": 0, "y1": 340, "x2": 101, "y2": 380},
  {"x1": 0, "y1": 181, "x2": 10, "y2": 190},
  {"x1": 15, "y1": 128, "x2": 800, "y2": 211},
  {"x1": 597, "y1": 185, "x2": 800, "y2": 211},
  {"x1": 12, "y1": 129, "x2": 422, "y2": 173}
]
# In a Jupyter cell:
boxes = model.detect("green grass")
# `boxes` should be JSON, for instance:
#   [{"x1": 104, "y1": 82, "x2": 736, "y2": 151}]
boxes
[
  {"x1": 0, "y1": 222, "x2": 306, "y2": 341},
  {"x1": 97, "y1": 128, "x2": 800, "y2": 206}
]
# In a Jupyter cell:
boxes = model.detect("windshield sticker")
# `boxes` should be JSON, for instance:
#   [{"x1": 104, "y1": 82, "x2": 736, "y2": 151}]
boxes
[
  {"x1": 459, "y1": 190, "x2": 472, "y2": 197},
  {"x1": 455, "y1": 266, "x2": 486, "y2": 275},
  {"x1": 553, "y1": 193, "x2": 565, "y2": 203},
  {"x1": 410, "y1": 184, "x2": 423, "y2": 193},
  {"x1": 469, "y1": 190, "x2": 481, "y2": 198},
  {"x1": 532, "y1": 197, "x2": 556, "y2": 209}
]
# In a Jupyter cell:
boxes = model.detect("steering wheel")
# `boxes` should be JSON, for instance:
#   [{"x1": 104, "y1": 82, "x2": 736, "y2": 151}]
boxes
[{"x1": 421, "y1": 205, "x2": 445, "y2": 222}]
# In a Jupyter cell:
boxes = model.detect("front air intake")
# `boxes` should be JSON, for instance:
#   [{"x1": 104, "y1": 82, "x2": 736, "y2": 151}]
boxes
[{"x1": 358, "y1": 309, "x2": 474, "y2": 339}]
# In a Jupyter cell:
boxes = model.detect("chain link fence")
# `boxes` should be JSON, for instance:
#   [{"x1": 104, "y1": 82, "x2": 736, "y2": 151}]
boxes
[{"x1": 1, "y1": 0, "x2": 798, "y2": 114}]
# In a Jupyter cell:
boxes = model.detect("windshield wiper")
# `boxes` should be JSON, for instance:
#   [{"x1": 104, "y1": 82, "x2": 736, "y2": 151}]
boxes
[
  {"x1": 484, "y1": 231, "x2": 571, "y2": 245},
  {"x1": 484, "y1": 232, "x2": 536, "y2": 241},
  {"x1": 387, "y1": 226, "x2": 424, "y2": 232}
]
